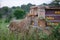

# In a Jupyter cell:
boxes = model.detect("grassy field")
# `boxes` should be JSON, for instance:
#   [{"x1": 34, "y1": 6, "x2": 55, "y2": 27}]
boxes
[
  {"x1": 0, "y1": 19, "x2": 25, "y2": 40},
  {"x1": 0, "y1": 19, "x2": 47, "y2": 40},
  {"x1": 0, "y1": 19, "x2": 60, "y2": 40}
]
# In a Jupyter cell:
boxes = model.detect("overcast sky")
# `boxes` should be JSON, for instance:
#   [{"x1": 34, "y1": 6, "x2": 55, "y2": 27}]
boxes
[{"x1": 0, "y1": 0, "x2": 52, "y2": 7}]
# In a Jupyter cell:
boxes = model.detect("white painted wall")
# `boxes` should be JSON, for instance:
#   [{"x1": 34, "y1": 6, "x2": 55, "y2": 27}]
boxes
[{"x1": 38, "y1": 8, "x2": 45, "y2": 19}]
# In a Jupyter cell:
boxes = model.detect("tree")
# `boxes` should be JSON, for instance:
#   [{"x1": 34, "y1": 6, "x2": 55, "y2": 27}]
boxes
[
  {"x1": 0, "y1": 13, "x2": 2, "y2": 18},
  {"x1": 2, "y1": 6, "x2": 9, "y2": 15},
  {"x1": 21, "y1": 5, "x2": 27, "y2": 12},
  {"x1": 0, "y1": 8, "x2": 2, "y2": 18},
  {"x1": 14, "y1": 9, "x2": 26, "y2": 19},
  {"x1": 21, "y1": 3, "x2": 35, "y2": 12},
  {"x1": 49, "y1": 0, "x2": 60, "y2": 7}
]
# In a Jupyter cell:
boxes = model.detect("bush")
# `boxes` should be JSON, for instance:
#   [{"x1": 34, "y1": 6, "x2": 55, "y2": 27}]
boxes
[
  {"x1": 5, "y1": 15, "x2": 12, "y2": 23},
  {"x1": 14, "y1": 9, "x2": 26, "y2": 19}
]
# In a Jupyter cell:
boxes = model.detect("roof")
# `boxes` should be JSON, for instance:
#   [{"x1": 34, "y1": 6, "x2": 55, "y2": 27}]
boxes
[{"x1": 30, "y1": 5, "x2": 60, "y2": 9}]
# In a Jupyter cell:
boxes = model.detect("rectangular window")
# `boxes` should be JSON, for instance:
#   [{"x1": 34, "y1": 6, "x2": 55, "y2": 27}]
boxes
[
  {"x1": 46, "y1": 16, "x2": 60, "y2": 20},
  {"x1": 45, "y1": 9, "x2": 60, "y2": 15},
  {"x1": 46, "y1": 16, "x2": 54, "y2": 20},
  {"x1": 55, "y1": 11, "x2": 60, "y2": 14}
]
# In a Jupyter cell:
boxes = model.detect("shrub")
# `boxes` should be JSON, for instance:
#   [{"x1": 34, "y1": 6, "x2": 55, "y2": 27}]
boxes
[
  {"x1": 14, "y1": 9, "x2": 26, "y2": 19},
  {"x1": 5, "y1": 15, "x2": 12, "y2": 23}
]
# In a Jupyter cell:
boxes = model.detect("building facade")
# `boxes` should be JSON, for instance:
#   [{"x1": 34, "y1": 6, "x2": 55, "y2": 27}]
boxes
[{"x1": 28, "y1": 6, "x2": 60, "y2": 26}]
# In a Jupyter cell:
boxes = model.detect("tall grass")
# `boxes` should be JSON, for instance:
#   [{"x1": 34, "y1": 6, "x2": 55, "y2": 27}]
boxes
[{"x1": 0, "y1": 19, "x2": 60, "y2": 40}]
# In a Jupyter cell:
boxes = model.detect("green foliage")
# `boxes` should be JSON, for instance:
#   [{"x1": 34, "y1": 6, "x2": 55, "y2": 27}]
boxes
[
  {"x1": 0, "y1": 8, "x2": 3, "y2": 18},
  {"x1": 0, "y1": 6, "x2": 13, "y2": 19},
  {"x1": 2, "y1": 6, "x2": 9, "y2": 15},
  {"x1": 0, "y1": 19, "x2": 60, "y2": 40},
  {"x1": 5, "y1": 15, "x2": 12, "y2": 23},
  {"x1": 52, "y1": 23, "x2": 60, "y2": 40},
  {"x1": 49, "y1": 0, "x2": 60, "y2": 7},
  {"x1": 0, "y1": 3, "x2": 35, "y2": 19},
  {"x1": 0, "y1": 13, "x2": 2, "y2": 18},
  {"x1": 21, "y1": 3, "x2": 35, "y2": 12},
  {"x1": 14, "y1": 9, "x2": 26, "y2": 19}
]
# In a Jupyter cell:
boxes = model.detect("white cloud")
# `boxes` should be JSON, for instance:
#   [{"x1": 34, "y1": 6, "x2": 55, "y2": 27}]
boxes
[{"x1": 0, "y1": 0, "x2": 52, "y2": 7}]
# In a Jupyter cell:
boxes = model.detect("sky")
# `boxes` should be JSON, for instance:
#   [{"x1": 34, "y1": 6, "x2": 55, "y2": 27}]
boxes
[{"x1": 0, "y1": 0, "x2": 52, "y2": 7}]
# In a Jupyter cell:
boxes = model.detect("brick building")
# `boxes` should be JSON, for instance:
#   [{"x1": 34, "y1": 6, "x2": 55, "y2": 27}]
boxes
[{"x1": 28, "y1": 6, "x2": 60, "y2": 26}]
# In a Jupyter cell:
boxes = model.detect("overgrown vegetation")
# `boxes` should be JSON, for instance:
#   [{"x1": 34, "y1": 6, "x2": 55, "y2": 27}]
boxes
[
  {"x1": 13, "y1": 9, "x2": 26, "y2": 19},
  {"x1": 0, "y1": 19, "x2": 60, "y2": 40},
  {"x1": 0, "y1": 0, "x2": 60, "y2": 40}
]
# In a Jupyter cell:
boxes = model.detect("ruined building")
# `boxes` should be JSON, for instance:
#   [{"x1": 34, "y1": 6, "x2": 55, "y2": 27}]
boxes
[
  {"x1": 28, "y1": 6, "x2": 60, "y2": 27},
  {"x1": 9, "y1": 5, "x2": 60, "y2": 35}
]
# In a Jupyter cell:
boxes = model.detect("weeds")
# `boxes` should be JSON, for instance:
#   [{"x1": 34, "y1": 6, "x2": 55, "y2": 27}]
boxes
[{"x1": 0, "y1": 19, "x2": 60, "y2": 40}]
